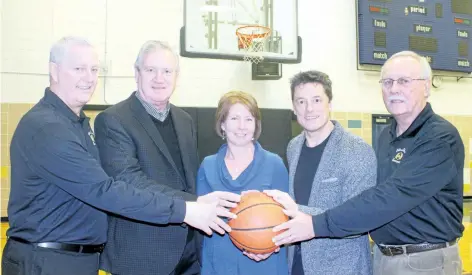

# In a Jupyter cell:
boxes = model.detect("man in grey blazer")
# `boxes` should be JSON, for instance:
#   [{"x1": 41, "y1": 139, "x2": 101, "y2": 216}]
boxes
[
  {"x1": 94, "y1": 40, "x2": 240, "y2": 275},
  {"x1": 265, "y1": 70, "x2": 376, "y2": 275}
]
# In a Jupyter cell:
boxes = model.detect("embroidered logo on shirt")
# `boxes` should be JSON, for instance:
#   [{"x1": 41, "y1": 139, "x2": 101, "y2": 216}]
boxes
[
  {"x1": 392, "y1": 148, "x2": 406, "y2": 163},
  {"x1": 88, "y1": 130, "x2": 96, "y2": 146}
]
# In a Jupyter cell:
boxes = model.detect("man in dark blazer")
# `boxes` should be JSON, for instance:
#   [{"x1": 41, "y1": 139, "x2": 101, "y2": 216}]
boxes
[{"x1": 94, "y1": 40, "x2": 240, "y2": 275}]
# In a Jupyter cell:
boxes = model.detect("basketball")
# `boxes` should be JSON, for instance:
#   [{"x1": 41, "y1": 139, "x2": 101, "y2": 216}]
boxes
[{"x1": 227, "y1": 191, "x2": 289, "y2": 254}]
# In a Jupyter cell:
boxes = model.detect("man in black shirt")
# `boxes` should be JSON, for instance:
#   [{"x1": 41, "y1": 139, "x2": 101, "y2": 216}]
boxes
[
  {"x1": 265, "y1": 70, "x2": 376, "y2": 275},
  {"x1": 1, "y1": 37, "x2": 239, "y2": 275},
  {"x1": 94, "y1": 40, "x2": 239, "y2": 275},
  {"x1": 271, "y1": 51, "x2": 465, "y2": 275}
]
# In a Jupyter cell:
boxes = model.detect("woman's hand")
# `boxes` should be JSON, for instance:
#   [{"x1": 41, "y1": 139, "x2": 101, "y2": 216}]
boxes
[{"x1": 242, "y1": 247, "x2": 280, "y2": 262}]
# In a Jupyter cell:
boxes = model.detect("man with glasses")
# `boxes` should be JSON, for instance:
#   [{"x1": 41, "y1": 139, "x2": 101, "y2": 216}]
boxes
[
  {"x1": 270, "y1": 51, "x2": 465, "y2": 275},
  {"x1": 93, "y1": 40, "x2": 240, "y2": 275}
]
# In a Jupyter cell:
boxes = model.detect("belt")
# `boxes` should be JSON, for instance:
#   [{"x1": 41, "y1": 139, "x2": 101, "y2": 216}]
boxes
[
  {"x1": 377, "y1": 240, "x2": 457, "y2": 256},
  {"x1": 10, "y1": 237, "x2": 105, "y2": 254}
]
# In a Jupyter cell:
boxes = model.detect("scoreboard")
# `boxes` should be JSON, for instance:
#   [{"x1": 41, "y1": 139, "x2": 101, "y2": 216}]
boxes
[{"x1": 357, "y1": 0, "x2": 472, "y2": 73}]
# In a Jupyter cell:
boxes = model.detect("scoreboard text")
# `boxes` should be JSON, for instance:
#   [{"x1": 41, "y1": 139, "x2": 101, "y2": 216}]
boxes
[{"x1": 358, "y1": 0, "x2": 472, "y2": 73}]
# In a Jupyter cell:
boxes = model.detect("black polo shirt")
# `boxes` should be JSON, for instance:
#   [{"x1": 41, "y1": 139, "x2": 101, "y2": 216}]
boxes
[
  {"x1": 7, "y1": 88, "x2": 186, "y2": 245},
  {"x1": 313, "y1": 103, "x2": 464, "y2": 245}
]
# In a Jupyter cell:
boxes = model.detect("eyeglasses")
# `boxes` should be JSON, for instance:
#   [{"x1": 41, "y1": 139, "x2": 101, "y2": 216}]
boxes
[{"x1": 379, "y1": 77, "x2": 426, "y2": 89}]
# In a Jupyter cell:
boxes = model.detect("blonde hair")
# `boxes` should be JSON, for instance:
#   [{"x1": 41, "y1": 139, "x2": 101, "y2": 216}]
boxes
[{"x1": 215, "y1": 91, "x2": 262, "y2": 140}]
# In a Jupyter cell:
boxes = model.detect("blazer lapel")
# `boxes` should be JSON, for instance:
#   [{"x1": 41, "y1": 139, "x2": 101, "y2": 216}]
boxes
[
  {"x1": 307, "y1": 122, "x2": 343, "y2": 206},
  {"x1": 288, "y1": 135, "x2": 305, "y2": 199},
  {"x1": 170, "y1": 105, "x2": 196, "y2": 192},
  {"x1": 288, "y1": 122, "x2": 344, "y2": 206},
  {"x1": 128, "y1": 94, "x2": 184, "y2": 185}
]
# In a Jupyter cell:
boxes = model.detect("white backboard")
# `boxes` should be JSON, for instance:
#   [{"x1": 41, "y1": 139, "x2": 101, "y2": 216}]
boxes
[{"x1": 181, "y1": 0, "x2": 301, "y2": 63}]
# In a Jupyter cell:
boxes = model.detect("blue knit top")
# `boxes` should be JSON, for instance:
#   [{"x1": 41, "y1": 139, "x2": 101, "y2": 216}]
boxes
[{"x1": 196, "y1": 142, "x2": 289, "y2": 275}]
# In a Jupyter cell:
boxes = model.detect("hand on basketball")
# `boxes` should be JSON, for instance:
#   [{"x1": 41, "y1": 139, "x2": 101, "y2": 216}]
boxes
[
  {"x1": 243, "y1": 247, "x2": 280, "y2": 262},
  {"x1": 197, "y1": 191, "x2": 241, "y2": 209},
  {"x1": 263, "y1": 189, "x2": 298, "y2": 215},
  {"x1": 184, "y1": 201, "x2": 236, "y2": 236},
  {"x1": 272, "y1": 211, "x2": 315, "y2": 246}
]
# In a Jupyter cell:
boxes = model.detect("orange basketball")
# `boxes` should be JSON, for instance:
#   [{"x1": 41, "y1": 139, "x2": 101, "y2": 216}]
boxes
[{"x1": 227, "y1": 191, "x2": 288, "y2": 254}]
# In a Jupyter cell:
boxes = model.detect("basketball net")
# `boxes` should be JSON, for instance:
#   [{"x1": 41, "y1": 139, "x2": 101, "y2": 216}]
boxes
[{"x1": 236, "y1": 25, "x2": 271, "y2": 64}]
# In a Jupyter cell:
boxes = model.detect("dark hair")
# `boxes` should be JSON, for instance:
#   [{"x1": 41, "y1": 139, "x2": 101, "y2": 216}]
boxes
[{"x1": 289, "y1": 70, "x2": 333, "y2": 102}]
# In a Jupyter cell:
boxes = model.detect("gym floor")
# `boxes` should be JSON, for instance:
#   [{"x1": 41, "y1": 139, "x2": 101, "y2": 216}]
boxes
[{"x1": 1, "y1": 200, "x2": 471, "y2": 274}]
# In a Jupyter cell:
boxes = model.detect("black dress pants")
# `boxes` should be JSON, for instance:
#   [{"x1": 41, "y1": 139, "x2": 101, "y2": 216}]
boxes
[
  {"x1": 2, "y1": 238, "x2": 100, "y2": 275},
  {"x1": 110, "y1": 229, "x2": 201, "y2": 275},
  {"x1": 171, "y1": 229, "x2": 200, "y2": 275}
]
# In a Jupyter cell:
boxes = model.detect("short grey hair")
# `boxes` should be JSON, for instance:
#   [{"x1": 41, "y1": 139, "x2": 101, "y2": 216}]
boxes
[
  {"x1": 289, "y1": 70, "x2": 333, "y2": 102},
  {"x1": 49, "y1": 36, "x2": 93, "y2": 64},
  {"x1": 380, "y1": 50, "x2": 432, "y2": 80},
  {"x1": 134, "y1": 40, "x2": 180, "y2": 72}
]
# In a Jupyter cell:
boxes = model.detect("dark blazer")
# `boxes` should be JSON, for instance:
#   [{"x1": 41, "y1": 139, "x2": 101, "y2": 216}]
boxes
[{"x1": 94, "y1": 93, "x2": 200, "y2": 275}]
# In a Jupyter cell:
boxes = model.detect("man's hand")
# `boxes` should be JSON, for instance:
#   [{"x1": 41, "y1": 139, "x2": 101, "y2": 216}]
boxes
[
  {"x1": 183, "y1": 201, "x2": 237, "y2": 236},
  {"x1": 263, "y1": 189, "x2": 298, "y2": 214},
  {"x1": 243, "y1": 247, "x2": 280, "y2": 262},
  {"x1": 197, "y1": 191, "x2": 241, "y2": 208},
  {"x1": 272, "y1": 211, "x2": 315, "y2": 246}
]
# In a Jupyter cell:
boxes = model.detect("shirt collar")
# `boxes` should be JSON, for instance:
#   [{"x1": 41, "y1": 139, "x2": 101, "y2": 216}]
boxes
[
  {"x1": 389, "y1": 102, "x2": 434, "y2": 139},
  {"x1": 135, "y1": 91, "x2": 170, "y2": 122},
  {"x1": 43, "y1": 88, "x2": 87, "y2": 123}
]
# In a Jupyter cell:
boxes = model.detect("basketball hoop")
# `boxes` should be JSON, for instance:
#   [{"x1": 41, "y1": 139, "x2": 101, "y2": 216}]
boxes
[{"x1": 236, "y1": 25, "x2": 271, "y2": 64}]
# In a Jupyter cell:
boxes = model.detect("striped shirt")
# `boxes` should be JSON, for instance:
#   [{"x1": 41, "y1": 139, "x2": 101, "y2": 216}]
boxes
[{"x1": 135, "y1": 92, "x2": 170, "y2": 122}]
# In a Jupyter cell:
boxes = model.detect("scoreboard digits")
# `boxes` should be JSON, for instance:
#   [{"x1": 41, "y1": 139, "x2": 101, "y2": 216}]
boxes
[{"x1": 358, "y1": 0, "x2": 472, "y2": 73}]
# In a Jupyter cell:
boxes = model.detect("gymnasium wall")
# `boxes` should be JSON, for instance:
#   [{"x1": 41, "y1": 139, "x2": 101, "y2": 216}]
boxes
[
  {"x1": 0, "y1": 0, "x2": 471, "y2": 111},
  {"x1": 1, "y1": 0, "x2": 472, "y2": 217}
]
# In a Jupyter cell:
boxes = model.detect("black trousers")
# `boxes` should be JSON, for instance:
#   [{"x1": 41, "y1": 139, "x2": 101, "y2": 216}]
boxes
[
  {"x1": 110, "y1": 230, "x2": 201, "y2": 275},
  {"x1": 171, "y1": 231, "x2": 200, "y2": 275},
  {"x1": 291, "y1": 244, "x2": 304, "y2": 275},
  {"x1": 2, "y1": 238, "x2": 100, "y2": 275}
]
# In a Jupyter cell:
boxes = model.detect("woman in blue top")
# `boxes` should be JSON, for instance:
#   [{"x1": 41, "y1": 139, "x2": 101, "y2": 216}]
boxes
[{"x1": 197, "y1": 91, "x2": 289, "y2": 275}]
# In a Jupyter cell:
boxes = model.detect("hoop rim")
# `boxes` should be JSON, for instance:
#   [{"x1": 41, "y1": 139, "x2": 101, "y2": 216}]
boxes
[{"x1": 235, "y1": 25, "x2": 271, "y2": 39}]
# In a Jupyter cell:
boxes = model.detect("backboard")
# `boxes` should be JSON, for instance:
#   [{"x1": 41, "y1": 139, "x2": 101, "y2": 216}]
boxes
[{"x1": 180, "y1": 0, "x2": 301, "y2": 64}]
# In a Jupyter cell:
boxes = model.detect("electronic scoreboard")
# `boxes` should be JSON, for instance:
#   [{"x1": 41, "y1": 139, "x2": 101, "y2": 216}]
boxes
[{"x1": 357, "y1": 0, "x2": 472, "y2": 73}]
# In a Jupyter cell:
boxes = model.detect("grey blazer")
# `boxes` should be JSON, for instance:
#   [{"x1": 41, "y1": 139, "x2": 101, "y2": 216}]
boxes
[{"x1": 287, "y1": 121, "x2": 376, "y2": 275}]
